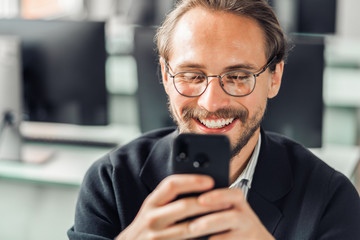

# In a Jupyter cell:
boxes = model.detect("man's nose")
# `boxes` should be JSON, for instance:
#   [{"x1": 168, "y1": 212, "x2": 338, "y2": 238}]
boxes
[{"x1": 197, "y1": 76, "x2": 230, "y2": 112}]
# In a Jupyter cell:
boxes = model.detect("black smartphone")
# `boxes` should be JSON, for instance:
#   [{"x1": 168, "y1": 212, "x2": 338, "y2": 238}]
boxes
[
  {"x1": 172, "y1": 133, "x2": 230, "y2": 197},
  {"x1": 172, "y1": 133, "x2": 231, "y2": 239}
]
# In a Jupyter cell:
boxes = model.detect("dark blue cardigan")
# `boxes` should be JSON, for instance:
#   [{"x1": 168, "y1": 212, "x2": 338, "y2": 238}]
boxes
[{"x1": 68, "y1": 128, "x2": 360, "y2": 239}]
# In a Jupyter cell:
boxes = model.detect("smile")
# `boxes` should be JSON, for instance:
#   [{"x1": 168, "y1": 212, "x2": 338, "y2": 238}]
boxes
[{"x1": 198, "y1": 118, "x2": 235, "y2": 129}]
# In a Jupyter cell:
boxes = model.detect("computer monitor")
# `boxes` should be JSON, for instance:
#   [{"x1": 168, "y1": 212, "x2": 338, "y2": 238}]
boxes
[
  {"x1": 127, "y1": 0, "x2": 175, "y2": 26},
  {"x1": 0, "y1": 19, "x2": 108, "y2": 125},
  {"x1": 262, "y1": 36, "x2": 325, "y2": 148},
  {"x1": 297, "y1": 0, "x2": 337, "y2": 34},
  {"x1": 133, "y1": 26, "x2": 175, "y2": 133},
  {"x1": 270, "y1": 0, "x2": 337, "y2": 34}
]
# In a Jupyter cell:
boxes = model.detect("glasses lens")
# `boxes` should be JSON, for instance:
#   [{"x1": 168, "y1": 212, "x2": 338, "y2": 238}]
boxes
[
  {"x1": 221, "y1": 71, "x2": 255, "y2": 96},
  {"x1": 173, "y1": 72, "x2": 207, "y2": 96}
]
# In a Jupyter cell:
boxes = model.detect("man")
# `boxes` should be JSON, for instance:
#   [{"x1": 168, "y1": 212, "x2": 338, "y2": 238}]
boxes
[{"x1": 68, "y1": 0, "x2": 360, "y2": 239}]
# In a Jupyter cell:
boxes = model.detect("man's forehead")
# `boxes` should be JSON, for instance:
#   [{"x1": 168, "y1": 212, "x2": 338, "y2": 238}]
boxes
[{"x1": 168, "y1": 7, "x2": 267, "y2": 68}]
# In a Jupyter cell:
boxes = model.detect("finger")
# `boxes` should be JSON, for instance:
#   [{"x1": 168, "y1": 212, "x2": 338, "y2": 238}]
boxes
[
  {"x1": 207, "y1": 212, "x2": 274, "y2": 240},
  {"x1": 208, "y1": 230, "x2": 235, "y2": 240},
  {"x1": 141, "y1": 220, "x2": 194, "y2": 240},
  {"x1": 152, "y1": 196, "x2": 232, "y2": 228},
  {"x1": 146, "y1": 218, "x2": 225, "y2": 240},
  {"x1": 198, "y1": 188, "x2": 247, "y2": 210},
  {"x1": 147, "y1": 174, "x2": 214, "y2": 207},
  {"x1": 188, "y1": 208, "x2": 241, "y2": 236}
]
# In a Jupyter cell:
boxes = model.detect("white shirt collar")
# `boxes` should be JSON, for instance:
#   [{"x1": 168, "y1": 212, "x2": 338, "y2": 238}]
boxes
[{"x1": 229, "y1": 132, "x2": 261, "y2": 197}]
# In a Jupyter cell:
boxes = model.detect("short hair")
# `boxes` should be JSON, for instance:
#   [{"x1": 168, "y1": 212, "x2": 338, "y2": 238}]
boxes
[{"x1": 155, "y1": 0, "x2": 288, "y2": 70}]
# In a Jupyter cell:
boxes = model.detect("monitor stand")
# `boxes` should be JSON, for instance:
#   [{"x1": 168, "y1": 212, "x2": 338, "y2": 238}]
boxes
[
  {"x1": 0, "y1": 36, "x2": 22, "y2": 162},
  {"x1": 0, "y1": 36, "x2": 55, "y2": 164}
]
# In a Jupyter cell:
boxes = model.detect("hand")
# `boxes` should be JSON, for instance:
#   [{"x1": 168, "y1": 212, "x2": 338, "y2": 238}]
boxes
[
  {"x1": 115, "y1": 174, "x2": 232, "y2": 240},
  {"x1": 190, "y1": 188, "x2": 275, "y2": 240}
]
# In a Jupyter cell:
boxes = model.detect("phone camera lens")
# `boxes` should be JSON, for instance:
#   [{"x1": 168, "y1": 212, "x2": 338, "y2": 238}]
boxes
[
  {"x1": 176, "y1": 152, "x2": 188, "y2": 162},
  {"x1": 193, "y1": 153, "x2": 209, "y2": 168}
]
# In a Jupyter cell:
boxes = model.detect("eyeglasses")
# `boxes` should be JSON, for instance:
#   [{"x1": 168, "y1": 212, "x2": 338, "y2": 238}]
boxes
[{"x1": 165, "y1": 57, "x2": 276, "y2": 97}]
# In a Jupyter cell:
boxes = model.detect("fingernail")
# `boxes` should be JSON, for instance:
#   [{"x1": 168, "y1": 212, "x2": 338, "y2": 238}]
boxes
[{"x1": 202, "y1": 176, "x2": 214, "y2": 185}]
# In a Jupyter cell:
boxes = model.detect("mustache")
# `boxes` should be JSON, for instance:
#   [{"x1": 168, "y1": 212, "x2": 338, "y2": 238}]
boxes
[{"x1": 182, "y1": 106, "x2": 248, "y2": 123}]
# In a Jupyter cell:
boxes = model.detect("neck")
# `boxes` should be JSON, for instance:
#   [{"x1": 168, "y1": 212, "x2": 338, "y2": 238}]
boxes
[{"x1": 229, "y1": 128, "x2": 260, "y2": 184}]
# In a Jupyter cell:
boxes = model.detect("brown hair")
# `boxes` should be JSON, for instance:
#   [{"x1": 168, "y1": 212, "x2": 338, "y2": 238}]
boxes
[{"x1": 155, "y1": 0, "x2": 288, "y2": 70}]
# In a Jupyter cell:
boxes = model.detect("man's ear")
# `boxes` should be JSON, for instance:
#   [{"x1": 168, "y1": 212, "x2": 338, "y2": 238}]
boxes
[
  {"x1": 160, "y1": 58, "x2": 170, "y2": 95},
  {"x1": 268, "y1": 61, "x2": 284, "y2": 99}
]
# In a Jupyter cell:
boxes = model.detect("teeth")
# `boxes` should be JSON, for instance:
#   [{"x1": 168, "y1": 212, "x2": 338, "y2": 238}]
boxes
[{"x1": 199, "y1": 118, "x2": 234, "y2": 129}]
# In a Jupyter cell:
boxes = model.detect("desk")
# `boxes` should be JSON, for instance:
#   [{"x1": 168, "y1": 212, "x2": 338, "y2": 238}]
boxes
[
  {"x1": 0, "y1": 122, "x2": 141, "y2": 186},
  {"x1": 0, "y1": 123, "x2": 140, "y2": 240},
  {"x1": 0, "y1": 143, "x2": 113, "y2": 187},
  {"x1": 0, "y1": 143, "x2": 118, "y2": 240},
  {"x1": 310, "y1": 145, "x2": 360, "y2": 180}
]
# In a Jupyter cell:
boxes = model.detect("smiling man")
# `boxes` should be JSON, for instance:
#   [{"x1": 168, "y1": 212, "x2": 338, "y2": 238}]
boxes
[
  {"x1": 160, "y1": 6, "x2": 283, "y2": 183},
  {"x1": 68, "y1": 0, "x2": 360, "y2": 239}
]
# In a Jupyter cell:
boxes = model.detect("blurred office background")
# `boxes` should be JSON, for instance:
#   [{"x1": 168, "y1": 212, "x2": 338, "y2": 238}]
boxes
[{"x1": 0, "y1": 0, "x2": 359, "y2": 239}]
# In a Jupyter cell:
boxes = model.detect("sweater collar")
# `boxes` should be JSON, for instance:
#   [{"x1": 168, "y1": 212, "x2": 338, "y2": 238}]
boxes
[{"x1": 139, "y1": 129, "x2": 178, "y2": 192}]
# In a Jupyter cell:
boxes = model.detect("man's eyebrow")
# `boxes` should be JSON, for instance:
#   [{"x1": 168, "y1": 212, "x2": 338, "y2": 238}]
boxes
[
  {"x1": 174, "y1": 62, "x2": 259, "y2": 72},
  {"x1": 223, "y1": 63, "x2": 259, "y2": 72},
  {"x1": 174, "y1": 63, "x2": 206, "y2": 71}
]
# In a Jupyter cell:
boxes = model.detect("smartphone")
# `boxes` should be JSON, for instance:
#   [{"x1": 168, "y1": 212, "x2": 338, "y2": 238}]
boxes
[
  {"x1": 172, "y1": 133, "x2": 231, "y2": 197},
  {"x1": 172, "y1": 133, "x2": 231, "y2": 239}
]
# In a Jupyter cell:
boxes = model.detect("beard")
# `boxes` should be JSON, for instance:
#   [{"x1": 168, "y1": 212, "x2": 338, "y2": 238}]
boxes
[{"x1": 168, "y1": 100, "x2": 266, "y2": 158}]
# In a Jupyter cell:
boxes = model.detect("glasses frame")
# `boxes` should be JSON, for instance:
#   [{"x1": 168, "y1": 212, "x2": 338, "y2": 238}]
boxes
[{"x1": 165, "y1": 56, "x2": 276, "y2": 97}]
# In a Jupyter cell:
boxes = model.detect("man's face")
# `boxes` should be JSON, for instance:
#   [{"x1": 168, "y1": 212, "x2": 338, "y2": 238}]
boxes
[{"x1": 161, "y1": 7, "x2": 283, "y2": 157}]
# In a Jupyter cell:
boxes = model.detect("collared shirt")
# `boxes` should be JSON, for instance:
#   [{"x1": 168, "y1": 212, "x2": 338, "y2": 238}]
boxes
[{"x1": 229, "y1": 132, "x2": 261, "y2": 199}]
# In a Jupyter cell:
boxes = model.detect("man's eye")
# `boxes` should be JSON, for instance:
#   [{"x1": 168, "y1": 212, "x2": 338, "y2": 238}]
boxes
[
  {"x1": 224, "y1": 72, "x2": 252, "y2": 81},
  {"x1": 177, "y1": 73, "x2": 205, "y2": 83}
]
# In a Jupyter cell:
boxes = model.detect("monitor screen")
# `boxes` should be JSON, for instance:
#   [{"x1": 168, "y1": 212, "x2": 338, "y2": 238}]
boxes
[
  {"x1": 297, "y1": 0, "x2": 337, "y2": 34},
  {"x1": 262, "y1": 36, "x2": 325, "y2": 148},
  {"x1": 270, "y1": 0, "x2": 337, "y2": 34},
  {"x1": 0, "y1": 19, "x2": 108, "y2": 125},
  {"x1": 134, "y1": 26, "x2": 175, "y2": 133}
]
